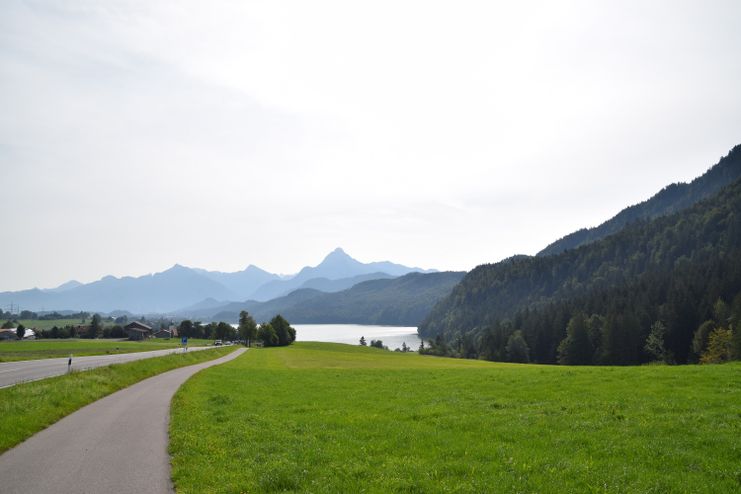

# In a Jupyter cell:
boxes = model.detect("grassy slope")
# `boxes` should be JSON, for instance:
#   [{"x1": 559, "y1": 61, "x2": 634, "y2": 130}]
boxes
[
  {"x1": 0, "y1": 338, "x2": 212, "y2": 362},
  {"x1": 170, "y1": 342, "x2": 741, "y2": 493},
  {"x1": 0, "y1": 346, "x2": 235, "y2": 453}
]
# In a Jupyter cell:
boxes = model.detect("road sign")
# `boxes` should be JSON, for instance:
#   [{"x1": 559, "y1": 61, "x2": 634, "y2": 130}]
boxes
[{"x1": 181, "y1": 336, "x2": 188, "y2": 345}]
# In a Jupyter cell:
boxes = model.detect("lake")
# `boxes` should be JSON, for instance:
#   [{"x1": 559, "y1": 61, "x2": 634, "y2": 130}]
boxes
[{"x1": 293, "y1": 324, "x2": 422, "y2": 351}]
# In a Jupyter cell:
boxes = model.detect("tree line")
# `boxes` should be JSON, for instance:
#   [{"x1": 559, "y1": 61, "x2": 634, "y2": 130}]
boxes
[
  {"x1": 538, "y1": 144, "x2": 741, "y2": 256},
  {"x1": 179, "y1": 312, "x2": 296, "y2": 347}
]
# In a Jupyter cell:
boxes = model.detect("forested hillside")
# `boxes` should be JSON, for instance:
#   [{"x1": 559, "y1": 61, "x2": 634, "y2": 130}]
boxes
[
  {"x1": 538, "y1": 145, "x2": 741, "y2": 256},
  {"x1": 419, "y1": 177, "x2": 741, "y2": 365},
  {"x1": 210, "y1": 271, "x2": 465, "y2": 326}
]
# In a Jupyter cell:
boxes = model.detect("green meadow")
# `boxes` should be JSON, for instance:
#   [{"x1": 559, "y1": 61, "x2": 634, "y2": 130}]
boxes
[
  {"x1": 0, "y1": 346, "x2": 235, "y2": 453},
  {"x1": 170, "y1": 342, "x2": 741, "y2": 493},
  {"x1": 0, "y1": 338, "x2": 211, "y2": 362},
  {"x1": 16, "y1": 319, "x2": 88, "y2": 330}
]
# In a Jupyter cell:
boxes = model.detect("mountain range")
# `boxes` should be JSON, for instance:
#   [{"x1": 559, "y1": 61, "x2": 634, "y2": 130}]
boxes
[
  {"x1": 0, "y1": 248, "x2": 435, "y2": 314},
  {"x1": 179, "y1": 271, "x2": 466, "y2": 326},
  {"x1": 247, "y1": 248, "x2": 435, "y2": 301}
]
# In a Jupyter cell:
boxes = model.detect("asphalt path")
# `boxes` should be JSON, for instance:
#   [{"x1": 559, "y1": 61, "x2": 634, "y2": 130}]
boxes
[
  {"x1": 0, "y1": 345, "x2": 217, "y2": 388},
  {"x1": 0, "y1": 347, "x2": 246, "y2": 494}
]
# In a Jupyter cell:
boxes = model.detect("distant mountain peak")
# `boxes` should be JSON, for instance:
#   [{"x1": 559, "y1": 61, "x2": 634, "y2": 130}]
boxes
[
  {"x1": 162, "y1": 263, "x2": 192, "y2": 274},
  {"x1": 243, "y1": 264, "x2": 270, "y2": 274},
  {"x1": 323, "y1": 247, "x2": 351, "y2": 260},
  {"x1": 54, "y1": 280, "x2": 82, "y2": 291}
]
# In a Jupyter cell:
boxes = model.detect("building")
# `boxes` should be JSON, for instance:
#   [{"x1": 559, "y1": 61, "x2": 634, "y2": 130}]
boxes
[
  {"x1": 0, "y1": 328, "x2": 17, "y2": 340},
  {"x1": 152, "y1": 329, "x2": 173, "y2": 339},
  {"x1": 75, "y1": 325, "x2": 91, "y2": 337},
  {"x1": 124, "y1": 321, "x2": 152, "y2": 341}
]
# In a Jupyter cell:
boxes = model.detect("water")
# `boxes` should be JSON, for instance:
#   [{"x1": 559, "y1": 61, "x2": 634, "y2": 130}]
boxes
[{"x1": 293, "y1": 324, "x2": 421, "y2": 351}]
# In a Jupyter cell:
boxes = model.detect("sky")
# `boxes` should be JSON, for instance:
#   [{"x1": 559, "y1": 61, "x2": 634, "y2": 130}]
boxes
[{"x1": 1, "y1": 0, "x2": 741, "y2": 292}]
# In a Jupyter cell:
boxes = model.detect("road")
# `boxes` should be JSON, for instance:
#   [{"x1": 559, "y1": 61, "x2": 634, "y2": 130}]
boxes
[
  {"x1": 0, "y1": 345, "x2": 217, "y2": 388},
  {"x1": 0, "y1": 347, "x2": 246, "y2": 494}
]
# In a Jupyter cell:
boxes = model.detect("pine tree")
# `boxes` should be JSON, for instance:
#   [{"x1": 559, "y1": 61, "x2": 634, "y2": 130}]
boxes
[
  {"x1": 644, "y1": 321, "x2": 668, "y2": 363},
  {"x1": 89, "y1": 314, "x2": 102, "y2": 339},
  {"x1": 505, "y1": 330, "x2": 530, "y2": 363},
  {"x1": 557, "y1": 313, "x2": 593, "y2": 365}
]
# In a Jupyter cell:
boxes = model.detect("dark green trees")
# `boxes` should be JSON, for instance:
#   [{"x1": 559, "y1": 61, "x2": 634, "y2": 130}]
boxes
[
  {"x1": 270, "y1": 315, "x2": 296, "y2": 346},
  {"x1": 238, "y1": 311, "x2": 258, "y2": 347},
  {"x1": 89, "y1": 314, "x2": 102, "y2": 339},
  {"x1": 178, "y1": 320, "x2": 195, "y2": 338},
  {"x1": 257, "y1": 323, "x2": 278, "y2": 346},
  {"x1": 257, "y1": 315, "x2": 296, "y2": 347},
  {"x1": 214, "y1": 322, "x2": 236, "y2": 341},
  {"x1": 369, "y1": 340, "x2": 387, "y2": 350},
  {"x1": 691, "y1": 320, "x2": 716, "y2": 362},
  {"x1": 16, "y1": 324, "x2": 26, "y2": 339},
  {"x1": 505, "y1": 330, "x2": 530, "y2": 363},
  {"x1": 557, "y1": 313, "x2": 593, "y2": 365}
]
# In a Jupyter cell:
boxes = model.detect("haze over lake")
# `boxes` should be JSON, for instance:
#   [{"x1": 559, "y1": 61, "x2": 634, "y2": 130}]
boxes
[{"x1": 294, "y1": 324, "x2": 421, "y2": 350}]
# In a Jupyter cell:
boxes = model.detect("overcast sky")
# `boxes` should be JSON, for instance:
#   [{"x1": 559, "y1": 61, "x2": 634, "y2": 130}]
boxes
[{"x1": 2, "y1": 0, "x2": 740, "y2": 292}]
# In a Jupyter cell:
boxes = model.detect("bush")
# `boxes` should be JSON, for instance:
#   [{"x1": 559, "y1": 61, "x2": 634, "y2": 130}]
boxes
[{"x1": 369, "y1": 340, "x2": 388, "y2": 350}]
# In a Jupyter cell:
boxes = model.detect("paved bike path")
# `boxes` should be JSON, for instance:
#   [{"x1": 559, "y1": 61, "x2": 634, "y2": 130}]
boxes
[
  {"x1": 0, "y1": 345, "x2": 216, "y2": 388},
  {"x1": 0, "y1": 347, "x2": 246, "y2": 494}
]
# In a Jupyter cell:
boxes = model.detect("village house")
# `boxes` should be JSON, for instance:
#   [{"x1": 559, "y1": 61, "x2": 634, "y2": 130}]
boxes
[
  {"x1": 124, "y1": 321, "x2": 152, "y2": 341},
  {"x1": 152, "y1": 328, "x2": 171, "y2": 339},
  {"x1": 152, "y1": 325, "x2": 179, "y2": 339}
]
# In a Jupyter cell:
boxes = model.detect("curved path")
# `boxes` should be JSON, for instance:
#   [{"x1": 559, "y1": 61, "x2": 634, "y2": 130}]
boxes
[
  {"x1": 0, "y1": 347, "x2": 246, "y2": 494},
  {"x1": 0, "y1": 345, "x2": 216, "y2": 388}
]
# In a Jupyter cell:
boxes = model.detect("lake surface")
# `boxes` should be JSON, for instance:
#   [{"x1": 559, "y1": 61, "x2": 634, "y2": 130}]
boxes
[{"x1": 293, "y1": 324, "x2": 422, "y2": 351}]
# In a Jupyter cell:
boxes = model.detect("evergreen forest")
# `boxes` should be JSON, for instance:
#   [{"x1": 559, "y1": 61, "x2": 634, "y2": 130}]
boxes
[{"x1": 419, "y1": 146, "x2": 741, "y2": 365}]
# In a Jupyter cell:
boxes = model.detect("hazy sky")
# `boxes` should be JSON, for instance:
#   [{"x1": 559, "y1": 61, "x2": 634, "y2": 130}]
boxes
[{"x1": 2, "y1": 0, "x2": 740, "y2": 292}]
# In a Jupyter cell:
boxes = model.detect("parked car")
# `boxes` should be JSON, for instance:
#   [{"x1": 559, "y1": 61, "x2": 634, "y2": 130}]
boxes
[{"x1": 214, "y1": 340, "x2": 223, "y2": 346}]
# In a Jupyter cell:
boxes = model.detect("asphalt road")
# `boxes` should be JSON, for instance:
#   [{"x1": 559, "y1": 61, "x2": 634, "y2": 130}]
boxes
[
  {"x1": 0, "y1": 345, "x2": 216, "y2": 388},
  {"x1": 0, "y1": 347, "x2": 246, "y2": 494}
]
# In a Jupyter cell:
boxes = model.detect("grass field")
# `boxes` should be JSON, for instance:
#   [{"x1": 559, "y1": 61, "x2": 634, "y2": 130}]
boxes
[
  {"x1": 15, "y1": 319, "x2": 88, "y2": 330},
  {"x1": 170, "y1": 342, "x2": 741, "y2": 493},
  {"x1": 0, "y1": 346, "x2": 235, "y2": 453},
  {"x1": 0, "y1": 338, "x2": 212, "y2": 362}
]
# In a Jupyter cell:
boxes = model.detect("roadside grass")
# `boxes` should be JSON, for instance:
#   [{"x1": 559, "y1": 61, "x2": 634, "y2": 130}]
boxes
[
  {"x1": 0, "y1": 346, "x2": 235, "y2": 453},
  {"x1": 0, "y1": 338, "x2": 212, "y2": 362},
  {"x1": 170, "y1": 342, "x2": 741, "y2": 493}
]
